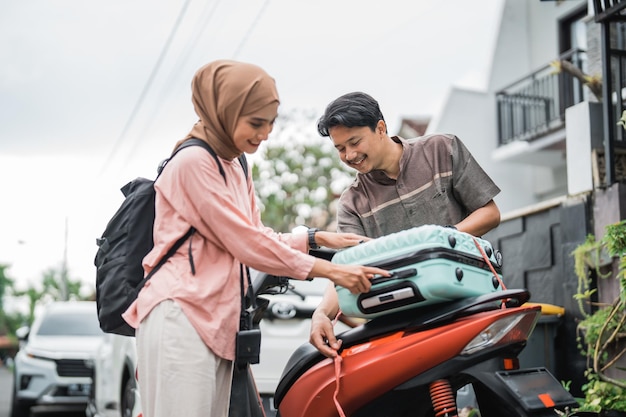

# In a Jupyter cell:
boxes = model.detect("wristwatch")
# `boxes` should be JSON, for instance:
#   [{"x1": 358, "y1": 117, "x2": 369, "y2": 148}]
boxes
[{"x1": 308, "y1": 228, "x2": 320, "y2": 249}]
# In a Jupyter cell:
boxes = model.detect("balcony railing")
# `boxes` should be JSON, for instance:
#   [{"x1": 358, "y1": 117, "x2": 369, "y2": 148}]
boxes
[{"x1": 496, "y1": 49, "x2": 588, "y2": 146}]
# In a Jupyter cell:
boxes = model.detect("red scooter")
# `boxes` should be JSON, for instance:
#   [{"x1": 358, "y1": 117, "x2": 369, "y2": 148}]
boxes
[{"x1": 230, "y1": 268, "x2": 579, "y2": 417}]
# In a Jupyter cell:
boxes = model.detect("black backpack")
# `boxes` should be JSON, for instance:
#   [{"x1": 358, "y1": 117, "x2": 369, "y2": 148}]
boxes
[{"x1": 94, "y1": 138, "x2": 248, "y2": 336}]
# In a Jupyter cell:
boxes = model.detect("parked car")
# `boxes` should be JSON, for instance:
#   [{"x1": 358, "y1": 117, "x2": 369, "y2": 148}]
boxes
[
  {"x1": 10, "y1": 301, "x2": 104, "y2": 417},
  {"x1": 250, "y1": 273, "x2": 351, "y2": 416},
  {"x1": 86, "y1": 333, "x2": 140, "y2": 417}
]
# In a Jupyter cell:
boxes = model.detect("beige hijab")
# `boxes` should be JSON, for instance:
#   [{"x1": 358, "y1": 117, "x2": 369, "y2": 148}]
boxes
[{"x1": 175, "y1": 60, "x2": 280, "y2": 160}]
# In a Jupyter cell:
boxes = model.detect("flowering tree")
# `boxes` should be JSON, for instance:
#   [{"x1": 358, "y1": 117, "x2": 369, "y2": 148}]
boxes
[{"x1": 252, "y1": 109, "x2": 355, "y2": 232}]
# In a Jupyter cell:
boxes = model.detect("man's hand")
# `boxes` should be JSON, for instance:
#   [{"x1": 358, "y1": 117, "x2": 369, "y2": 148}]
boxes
[
  {"x1": 310, "y1": 310, "x2": 343, "y2": 358},
  {"x1": 315, "y1": 231, "x2": 371, "y2": 249}
]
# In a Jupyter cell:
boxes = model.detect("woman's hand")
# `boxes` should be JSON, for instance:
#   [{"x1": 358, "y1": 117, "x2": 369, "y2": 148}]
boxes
[
  {"x1": 329, "y1": 264, "x2": 388, "y2": 294},
  {"x1": 308, "y1": 260, "x2": 389, "y2": 294},
  {"x1": 315, "y1": 231, "x2": 371, "y2": 249}
]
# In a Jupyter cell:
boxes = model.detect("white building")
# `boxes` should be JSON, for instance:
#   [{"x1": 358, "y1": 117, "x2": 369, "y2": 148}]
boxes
[{"x1": 427, "y1": 0, "x2": 593, "y2": 214}]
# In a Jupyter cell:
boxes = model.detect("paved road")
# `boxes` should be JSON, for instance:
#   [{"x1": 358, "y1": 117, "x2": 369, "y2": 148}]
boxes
[
  {"x1": 0, "y1": 366, "x2": 85, "y2": 417},
  {"x1": 1, "y1": 365, "x2": 277, "y2": 417},
  {"x1": 0, "y1": 366, "x2": 10, "y2": 417}
]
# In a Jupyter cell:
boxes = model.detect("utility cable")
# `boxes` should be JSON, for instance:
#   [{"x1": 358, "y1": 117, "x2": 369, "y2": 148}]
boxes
[
  {"x1": 99, "y1": 0, "x2": 193, "y2": 175},
  {"x1": 232, "y1": 0, "x2": 270, "y2": 59},
  {"x1": 121, "y1": 0, "x2": 223, "y2": 166},
  {"x1": 122, "y1": 0, "x2": 268, "y2": 166}
]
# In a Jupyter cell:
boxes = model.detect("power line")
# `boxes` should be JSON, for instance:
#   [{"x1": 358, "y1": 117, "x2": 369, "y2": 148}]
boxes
[
  {"x1": 232, "y1": 0, "x2": 270, "y2": 59},
  {"x1": 121, "y1": 0, "x2": 224, "y2": 167},
  {"x1": 109, "y1": 0, "x2": 269, "y2": 170},
  {"x1": 99, "y1": 0, "x2": 194, "y2": 175},
  {"x1": 121, "y1": 0, "x2": 269, "y2": 167}
]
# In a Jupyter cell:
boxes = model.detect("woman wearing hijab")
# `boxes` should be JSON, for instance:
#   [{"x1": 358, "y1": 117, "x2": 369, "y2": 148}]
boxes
[{"x1": 122, "y1": 60, "x2": 388, "y2": 417}]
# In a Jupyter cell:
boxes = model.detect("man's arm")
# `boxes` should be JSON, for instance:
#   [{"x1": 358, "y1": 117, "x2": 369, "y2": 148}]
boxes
[
  {"x1": 309, "y1": 282, "x2": 342, "y2": 358},
  {"x1": 454, "y1": 200, "x2": 500, "y2": 237}
]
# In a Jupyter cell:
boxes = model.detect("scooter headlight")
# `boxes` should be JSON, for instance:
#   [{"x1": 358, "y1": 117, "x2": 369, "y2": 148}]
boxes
[{"x1": 461, "y1": 311, "x2": 539, "y2": 355}]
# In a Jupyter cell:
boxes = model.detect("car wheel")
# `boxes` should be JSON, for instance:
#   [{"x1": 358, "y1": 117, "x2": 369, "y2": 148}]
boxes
[
  {"x1": 121, "y1": 374, "x2": 137, "y2": 417},
  {"x1": 10, "y1": 380, "x2": 31, "y2": 417}
]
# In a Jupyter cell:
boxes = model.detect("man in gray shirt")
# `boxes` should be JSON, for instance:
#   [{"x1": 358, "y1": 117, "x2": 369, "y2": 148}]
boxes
[{"x1": 309, "y1": 92, "x2": 501, "y2": 357}]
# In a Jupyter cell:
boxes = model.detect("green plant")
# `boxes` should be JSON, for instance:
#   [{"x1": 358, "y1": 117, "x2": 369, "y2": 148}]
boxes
[
  {"x1": 573, "y1": 234, "x2": 603, "y2": 317},
  {"x1": 572, "y1": 220, "x2": 626, "y2": 412},
  {"x1": 577, "y1": 372, "x2": 626, "y2": 412}
]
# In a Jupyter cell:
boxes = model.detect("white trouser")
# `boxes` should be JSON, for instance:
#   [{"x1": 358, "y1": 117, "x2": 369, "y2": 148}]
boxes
[{"x1": 136, "y1": 299, "x2": 233, "y2": 417}]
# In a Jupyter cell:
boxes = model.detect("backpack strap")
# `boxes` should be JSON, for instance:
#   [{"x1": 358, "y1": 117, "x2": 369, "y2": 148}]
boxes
[
  {"x1": 158, "y1": 138, "x2": 224, "y2": 181},
  {"x1": 154, "y1": 138, "x2": 249, "y2": 276},
  {"x1": 159, "y1": 138, "x2": 249, "y2": 184},
  {"x1": 140, "y1": 227, "x2": 194, "y2": 287},
  {"x1": 239, "y1": 153, "x2": 248, "y2": 180}
]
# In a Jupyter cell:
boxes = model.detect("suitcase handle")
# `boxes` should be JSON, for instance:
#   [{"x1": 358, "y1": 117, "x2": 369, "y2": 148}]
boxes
[{"x1": 370, "y1": 268, "x2": 417, "y2": 285}]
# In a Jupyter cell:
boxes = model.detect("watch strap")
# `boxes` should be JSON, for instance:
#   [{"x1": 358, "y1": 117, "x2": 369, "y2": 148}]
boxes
[{"x1": 308, "y1": 228, "x2": 320, "y2": 249}]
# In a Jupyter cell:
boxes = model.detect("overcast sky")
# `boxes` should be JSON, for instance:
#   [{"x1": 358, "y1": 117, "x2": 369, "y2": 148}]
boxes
[{"x1": 0, "y1": 0, "x2": 503, "y2": 298}]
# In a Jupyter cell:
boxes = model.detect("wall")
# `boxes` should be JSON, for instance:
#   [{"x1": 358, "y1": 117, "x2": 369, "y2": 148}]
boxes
[
  {"x1": 566, "y1": 101, "x2": 604, "y2": 194},
  {"x1": 483, "y1": 194, "x2": 592, "y2": 396}
]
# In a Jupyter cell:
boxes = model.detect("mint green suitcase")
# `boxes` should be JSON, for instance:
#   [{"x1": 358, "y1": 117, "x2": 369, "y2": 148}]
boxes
[{"x1": 333, "y1": 225, "x2": 504, "y2": 319}]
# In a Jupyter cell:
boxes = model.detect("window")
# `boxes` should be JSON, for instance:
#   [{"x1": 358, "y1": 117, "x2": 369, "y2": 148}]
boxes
[{"x1": 37, "y1": 311, "x2": 103, "y2": 337}]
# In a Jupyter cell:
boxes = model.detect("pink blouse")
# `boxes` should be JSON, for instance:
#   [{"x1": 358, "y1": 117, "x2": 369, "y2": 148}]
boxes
[{"x1": 122, "y1": 146, "x2": 315, "y2": 360}]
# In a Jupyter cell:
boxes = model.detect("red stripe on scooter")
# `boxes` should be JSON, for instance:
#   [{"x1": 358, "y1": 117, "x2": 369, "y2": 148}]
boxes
[{"x1": 538, "y1": 393, "x2": 555, "y2": 407}]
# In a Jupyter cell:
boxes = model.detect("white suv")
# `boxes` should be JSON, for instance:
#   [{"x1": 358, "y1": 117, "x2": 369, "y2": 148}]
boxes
[{"x1": 11, "y1": 301, "x2": 104, "y2": 417}]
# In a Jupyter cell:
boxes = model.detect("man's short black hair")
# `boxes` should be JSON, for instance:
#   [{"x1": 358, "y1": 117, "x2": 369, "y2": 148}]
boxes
[{"x1": 317, "y1": 92, "x2": 386, "y2": 137}]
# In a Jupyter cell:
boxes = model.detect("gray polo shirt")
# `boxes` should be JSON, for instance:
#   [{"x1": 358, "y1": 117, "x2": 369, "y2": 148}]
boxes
[{"x1": 337, "y1": 134, "x2": 500, "y2": 238}]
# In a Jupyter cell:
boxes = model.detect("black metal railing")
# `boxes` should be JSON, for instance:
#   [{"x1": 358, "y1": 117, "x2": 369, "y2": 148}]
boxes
[
  {"x1": 593, "y1": 0, "x2": 626, "y2": 24},
  {"x1": 496, "y1": 49, "x2": 588, "y2": 146}
]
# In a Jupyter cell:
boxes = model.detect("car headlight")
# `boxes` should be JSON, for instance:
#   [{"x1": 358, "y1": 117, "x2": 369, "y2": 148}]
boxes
[{"x1": 23, "y1": 347, "x2": 55, "y2": 362}]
